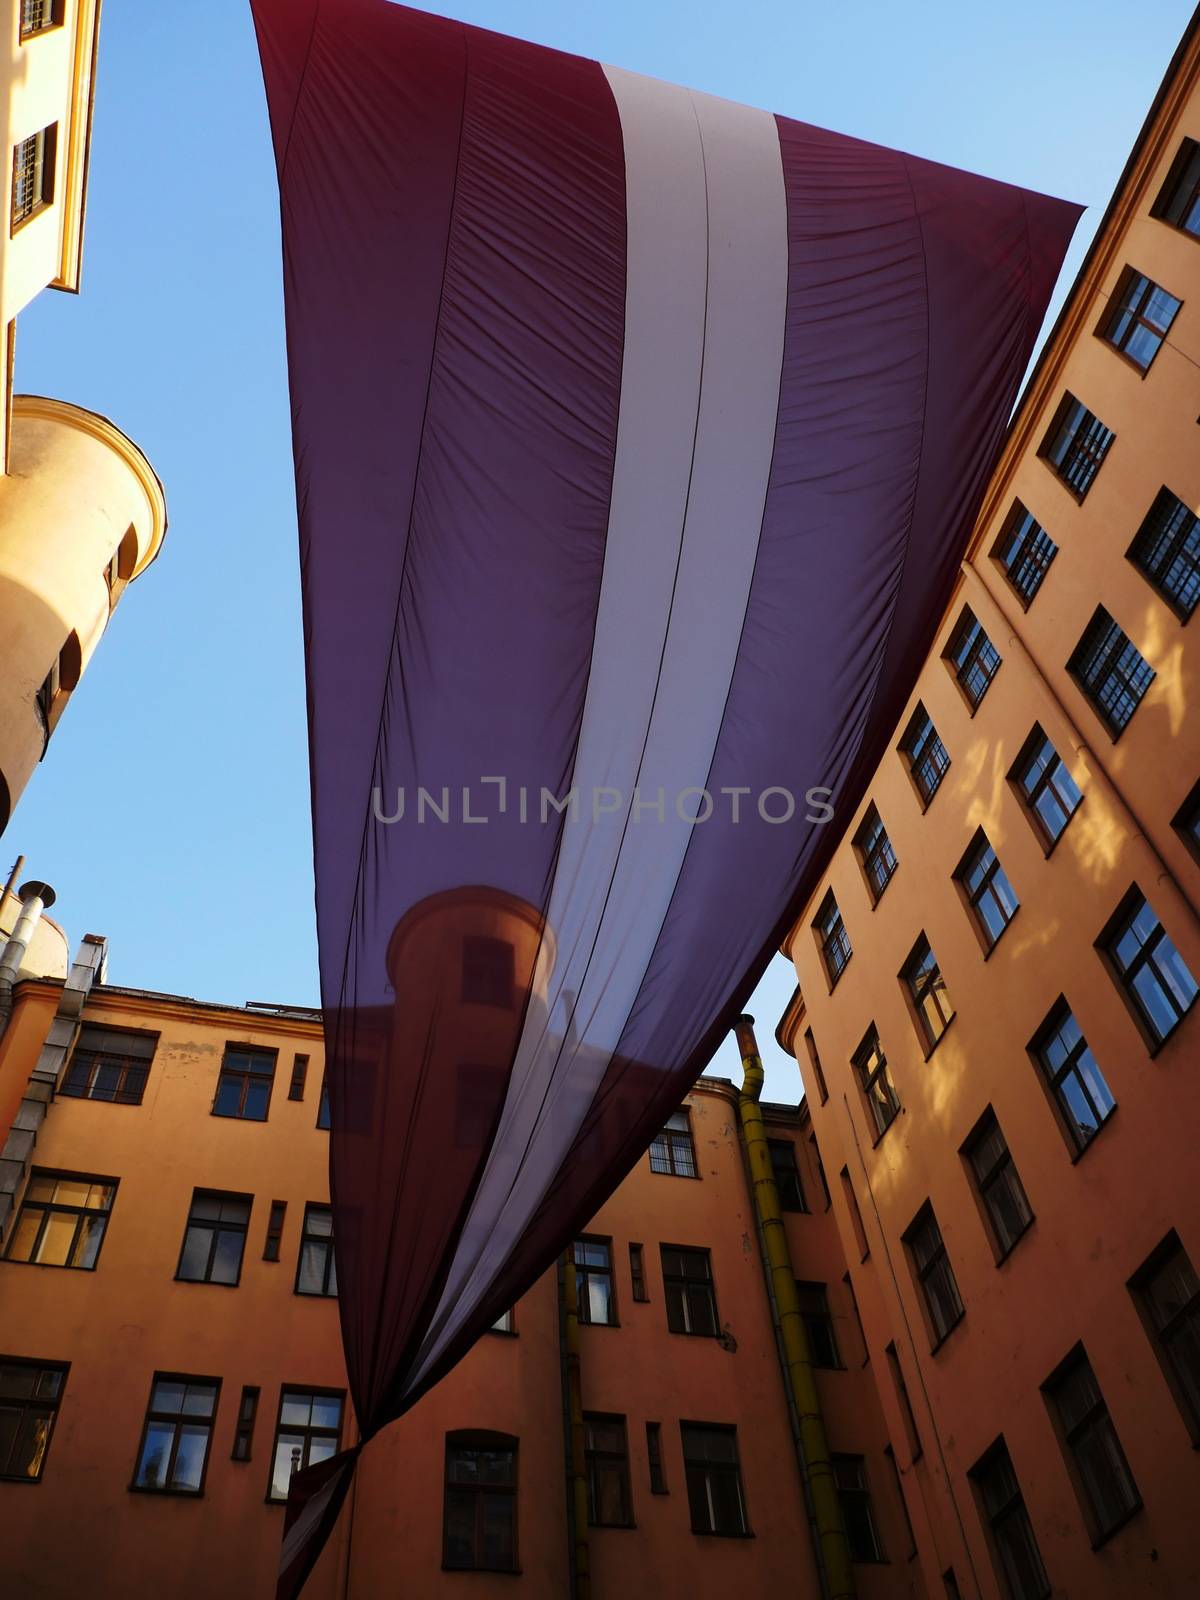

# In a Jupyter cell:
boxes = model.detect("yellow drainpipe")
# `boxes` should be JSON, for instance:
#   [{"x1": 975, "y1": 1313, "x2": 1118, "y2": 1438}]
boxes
[
  {"x1": 561, "y1": 1253, "x2": 591, "y2": 1600},
  {"x1": 735, "y1": 1014, "x2": 856, "y2": 1600}
]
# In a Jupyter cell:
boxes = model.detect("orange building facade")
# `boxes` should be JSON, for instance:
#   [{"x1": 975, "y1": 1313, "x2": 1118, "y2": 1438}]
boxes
[{"x1": 778, "y1": 15, "x2": 1200, "y2": 1600}]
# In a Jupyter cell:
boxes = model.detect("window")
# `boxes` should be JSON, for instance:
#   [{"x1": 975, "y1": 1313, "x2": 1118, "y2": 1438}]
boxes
[
  {"x1": 232, "y1": 1386, "x2": 260, "y2": 1462},
  {"x1": 296, "y1": 1204, "x2": 337, "y2": 1297},
  {"x1": 212, "y1": 1046, "x2": 276, "y2": 1121},
  {"x1": 806, "y1": 1141, "x2": 831, "y2": 1217},
  {"x1": 1043, "y1": 1348, "x2": 1140, "y2": 1542},
  {"x1": 852, "y1": 1025, "x2": 900, "y2": 1139},
  {"x1": 1068, "y1": 607, "x2": 1154, "y2": 737},
  {"x1": 1128, "y1": 488, "x2": 1200, "y2": 619},
  {"x1": 649, "y1": 1108, "x2": 697, "y2": 1177},
  {"x1": 1174, "y1": 780, "x2": 1200, "y2": 861},
  {"x1": 288, "y1": 1054, "x2": 308, "y2": 1100},
  {"x1": 177, "y1": 1191, "x2": 251, "y2": 1286},
  {"x1": 662, "y1": 1246, "x2": 719, "y2": 1337},
  {"x1": 680, "y1": 1424, "x2": 747, "y2": 1535},
  {"x1": 0, "y1": 1358, "x2": 66, "y2": 1481},
  {"x1": 1100, "y1": 268, "x2": 1180, "y2": 372},
  {"x1": 491, "y1": 1308, "x2": 515, "y2": 1334},
  {"x1": 1040, "y1": 393, "x2": 1114, "y2": 499},
  {"x1": 629, "y1": 1243, "x2": 648, "y2": 1302},
  {"x1": 646, "y1": 1422, "x2": 667, "y2": 1493},
  {"x1": 574, "y1": 1238, "x2": 616, "y2": 1326},
  {"x1": 769, "y1": 1140, "x2": 808, "y2": 1211},
  {"x1": 132, "y1": 1376, "x2": 219, "y2": 1494},
  {"x1": 20, "y1": 1, "x2": 64, "y2": 38},
  {"x1": 1152, "y1": 137, "x2": 1200, "y2": 237},
  {"x1": 60, "y1": 1024, "x2": 156, "y2": 1105},
  {"x1": 885, "y1": 1444, "x2": 917, "y2": 1558},
  {"x1": 796, "y1": 1281, "x2": 839, "y2": 1368},
  {"x1": 853, "y1": 805, "x2": 898, "y2": 902},
  {"x1": 943, "y1": 1571, "x2": 963, "y2": 1600},
  {"x1": 904, "y1": 1204, "x2": 964, "y2": 1347},
  {"x1": 263, "y1": 1200, "x2": 287, "y2": 1262},
  {"x1": 945, "y1": 607, "x2": 1001, "y2": 708},
  {"x1": 993, "y1": 502, "x2": 1058, "y2": 606},
  {"x1": 11, "y1": 124, "x2": 56, "y2": 229},
  {"x1": 443, "y1": 1432, "x2": 517, "y2": 1570},
  {"x1": 804, "y1": 1028, "x2": 829, "y2": 1103},
  {"x1": 840, "y1": 1166, "x2": 869, "y2": 1259},
  {"x1": 885, "y1": 1342, "x2": 922, "y2": 1459},
  {"x1": 962, "y1": 1110, "x2": 1033, "y2": 1258},
  {"x1": 971, "y1": 1442, "x2": 1050, "y2": 1600},
  {"x1": 832, "y1": 1455, "x2": 882, "y2": 1561},
  {"x1": 1012, "y1": 727, "x2": 1082, "y2": 848},
  {"x1": 584, "y1": 1414, "x2": 632, "y2": 1526},
  {"x1": 814, "y1": 891, "x2": 852, "y2": 986},
  {"x1": 269, "y1": 1390, "x2": 343, "y2": 1503},
  {"x1": 1100, "y1": 889, "x2": 1197, "y2": 1046},
  {"x1": 5, "y1": 1172, "x2": 115, "y2": 1270},
  {"x1": 1031, "y1": 1001, "x2": 1116, "y2": 1154},
  {"x1": 901, "y1": 935, "x2": 954, "y2": 1052},
  {"x1": 1130, "y1": 1233, "x2": 1200, "y2": 1440},
  {"x1": 461, "y1": 936, "x2": 514, "y2": 1008},
  {"x1": 316, "y1": 1073, "x2": 330, "y2": 1130},
  {"x1": 844, "y1": 1272, "x2": 869, "y2": 1365},
  {"x1": 955, "y1": 832, "x2": 1019, "y2": 950},
  {"x1": 899, "y1": 704, "x2": 950, "y2": 806}
]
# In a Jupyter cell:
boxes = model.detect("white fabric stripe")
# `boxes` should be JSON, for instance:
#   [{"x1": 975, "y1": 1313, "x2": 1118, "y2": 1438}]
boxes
[{"x1": 408, "y1": 71, "x2": 788, "y2": 1389}]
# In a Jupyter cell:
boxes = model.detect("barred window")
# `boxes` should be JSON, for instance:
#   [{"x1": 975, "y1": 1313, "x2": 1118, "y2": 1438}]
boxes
[
  {"x1": 956, "y1": 832, "x2": 1019, "y2": 950},
  {"x1": 1127, "y1": 488, "x2": 1200, "y2": 619},
  {"x1": 962, "y1": 1110, "x2": 1033, "y2": 1257},
  {"x1": 1068, "y1": 608, "x2": 1154, "y2": 736},
  {"x1": 1152, "y1": 137, "x2": 1200, "y2": 238},
  {"x1": 6, "y1": 1171, "x2": 115, "y2": 1271},
  {"x1": 814, "y1": 891, "x2": 852, "y2": 986},
  {"x1": 60, "y1": 1024, "x2": 156, "y2": 1106},
  {"x1": 1173, "y1": 780, "x2": 1200, "y2": 860},
  {"x1": 443, "y1": 1432, "x2": 516, "y2": 1569},
  {"x1": 1101, "y1": 889, "x2": 1197, "y2": 1046},
  {"x1": 853, "y1": 805, "x2": 898, "y2": 902},
  {"x1": 295, "y1": 1204, "x2": 337, "y2": 1297},
  {"x1": 0, "y1": 1358, "x2": 66, "y2": 1482},
  {"x1": 945, "y1": 607, "x2": 1001, "y2": 708},
  {"x1": 1043, "y1": 1348, "x2": 1140, "y2": 1541},
  {"x1": 993, "y1": 503, "x2": 1058, "y2": 606},
  {"x1": 1040, "y1": 394, "x2": 1114, "y2": 499},
  {"x1": 904, "y1": 1203, "x2": 964, "y2": 1346},
  {"x1": 11, "y1": 125, "x2": 56, "y2": 228},
  {"x1": 1031, "y1": 1001, "x2": 1116, "y2": 1153},
  {"x1": 1100, "y1": 267, "x2": 1180, "y2": 372},
  {"x1": 899, "y1": 704, "x2": 950, "y2": 806},
  {"x1": 970, "y1": 1441, "x2": 1051, "y2": 1600},
  {"x1": 20, "y1": 2, "x2": 64, "y2": 39},
  {"x1": 901, "y1": 935, "x2": 954, "y2": 1052},
  {"x1": 649, "y1": 1108, "x2": 697, "y2": 1177},
  {"x1": 1012, "y1": 727, "x2": 1082, "y2": 848},
  {"x1": 852, "y1": 1025, "x2": 900, "y2": 1139}
]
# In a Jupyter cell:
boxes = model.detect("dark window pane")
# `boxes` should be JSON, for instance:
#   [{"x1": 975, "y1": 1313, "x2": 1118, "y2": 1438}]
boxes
[
  {"x1": 1041, "y1": 395, "x2": 1114, "y2": 498},
  {"x1": 1068, "y1": 608, "x2": 1154, "y2": 737}
]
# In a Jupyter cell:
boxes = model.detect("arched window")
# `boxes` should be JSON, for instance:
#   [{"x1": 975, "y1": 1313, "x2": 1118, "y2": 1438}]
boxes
[{"x1": 443, "y1": 1430, "x2": 518, "y2": 1572}]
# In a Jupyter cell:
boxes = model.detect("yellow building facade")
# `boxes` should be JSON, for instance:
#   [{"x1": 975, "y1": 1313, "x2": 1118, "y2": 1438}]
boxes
[{"x1": 0, "y1": 0, "x2": 166, "y2": 834}]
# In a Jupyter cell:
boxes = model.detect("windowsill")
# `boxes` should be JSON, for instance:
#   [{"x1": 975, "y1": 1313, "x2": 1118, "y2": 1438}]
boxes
[
  {"x1": 486, "y1": 1327, "x2": 518, "y2": 1338},
  {"x1": 1, "y1": 1257, "x2": 99, "y2": 1273},
  {"x1": 590, "y1": 1521, "x2": 637, "y2": 1531},
  {"x1": 920, "y1": 1014, "x2": 957, "y2": 1062},
  {"x1": 0, "y1": 1472, "x2": 47, "y2": 1485},
  {"x1": 928, "y1": 1313, "x2": 966, "y2": 1357},
  {"x1": 649, "y1": 1169, "x2": 702, "y2": 1181},
  {"x1": 175, "y1": 1276, "x2": 241, "y2": 1288},
  {"x1": 443, "y1": 1564, "x2": 522, "y2": 1576},
  {"x1": 1089, "y1": 1499, "x2": 1144, "y2": 1551},
  {"x1": 667, "y1": 1329, "x2": 720, "y2": 1339},
  {"x1": 690, "y1": 1527, "x2": 754, "y2": 1539},
  {"x1": 129, "y1": 1484, "x2": 205, "y2": 1498},
  {"x1": 293, "y1": 1291, "x2": 339, "y2": 1300}
]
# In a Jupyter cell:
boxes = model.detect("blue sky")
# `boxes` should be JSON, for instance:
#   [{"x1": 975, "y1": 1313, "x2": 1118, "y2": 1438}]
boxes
[{"x1": 11, "y1": 0, "x2": 1194, "y2": 1099}]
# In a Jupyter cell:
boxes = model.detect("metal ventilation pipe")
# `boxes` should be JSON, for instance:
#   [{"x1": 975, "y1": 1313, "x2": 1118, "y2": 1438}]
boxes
[{"x1": 0, "y1": 878, "x2": 56, "y2": 1037}]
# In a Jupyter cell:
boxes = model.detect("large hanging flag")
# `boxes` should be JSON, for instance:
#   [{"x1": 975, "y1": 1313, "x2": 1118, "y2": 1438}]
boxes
[{"x1": 251, "y1": 0, "x2": 1080, "y2": 1589}]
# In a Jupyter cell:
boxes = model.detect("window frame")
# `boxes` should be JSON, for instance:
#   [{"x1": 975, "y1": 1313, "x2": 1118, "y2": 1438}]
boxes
[
  {"x1": 646, "y1": 1421, "x2": 668, "y2": 1494},
  {"x1": 968, "y1": 1439, "x2": 1052, "y2": 1600},
  {"x1": 960, "y1": 1108, "x2": 1034, "y2": 1262},
  {"x1": 19, "y1": 1, "x2": 66, "y2": 40},
  {"x1": 648, "y1": 1107, "x2": 699, "y2": 1179},
  {"x1": 1128, "y1": 1230, "x2": 1200, "y2": 1446},
  {"x1": 1151, "y1": 136, "x2": 1200, "y2": 238},
  {"x1": 661, "y1": 1245, "x2": 720, "y2": 1338},
  {"x1": 832, "y1": 1452, "x2": 884, "y2": 1563},
  {"x1": 211, "y1": 1044, "x2": 277, "y2": 1122},
  {"x1": 0, "y1": 1356, "x2": 68, "y2": 1483},
  {"x1": 1009, "y1": 726, "x2": 1083, "y2": 853},
  {"x1": 628, "y1": 1242, "x2": 649, "y2": 1303},
  {"x1": 1097, "y1": 265, "x2": 1181, "y2": 374},
  {"x1": 1067, "y1": 607, "x2": 1155, "y2": 740},
  {"x1": 1039, "y1": 393, "x2": 1114, "y2": 501},
  {"x1": 232, "y1": 1385, "x2": 260, "y2": 1463},
  {"x1": 175, "y1": 1189, "x2": 253, "y2": 1288},
  {"x1": 954, "y1": 830, "x2": 1020, "y2": 954},
  {"x1": 903, "y1": 1202, "x2": 964, "y2": 1351},
  {"x1": 795, "y1": 1280, "x2": 841, "y2": 1369},
  {"x1": 990, "y1": 502, "x2": 1058, "y2": 608},
  {"x1": 10, "y1": 122, "x2": 56, "y2": 232},
  {"x1": 679, "y1": 1422, "x2": 750, "y2": 1537},
  {"x1": 1127, "y1": 487, "x2": 1200, "y2": 622},
  {"x1": 1097, "y1": 887, "x2": 1198, "y2": 1052},
  {"x1": 574, "y1": 1236, "x2": 618, "y2": 1327},
  {"x1": 4, "y1": 1169, "x2": 117, "y2": 1272},
  {"x1": 853, "y1": 804, "x2": 898, "y2": 904},
  {"x1": 1029, "y1": 999, "x2": 1117, "y2": 1158},
  {"x1": 1041, "y1": 1344, "x2": 1141, "y2": 1547},
  {"x1": 943, "y1": 606, "x2": 1001, "y2": 711},
  {"x1": 267, "y1": 1387, "x2": 345, "y2": 1505},
  {"x1": 130, "y1": 1373, "x2": 221, "y2": 1497},
  {"x1": 583, "y1": 1412, "x2": 634, "y2": 1528},
  {"x1": 900, "y1": 934, "x2": 955, "y2": 1056},
  {"x1": 294, "y1": 1203, "x2": 338, "y2": 1298},
  {"x1": 442, "y1": 1429, "x2": 518, "y2": 1571},
  {"x1": 59, "y1": 1024, "x2": 157, "y2": 1106},
  {"x1": 804, "y1": 1027, "x2": 829, "y2": 1104},
  {"x1": 768, "y1": 1138, "x2": 808, "y2": 1212},
  {"x1": 813, "y1": 890, "x2": 852, "y2": 988},
  {"x1": 1172, "y1": 778, "x2": 1200, "y2": 863},
  {"x1": 899, "y1": 704, "x2": 950, "y2": 808},
  {"x1": 852, "y1": 1024, "x2": 900, "y2": 1142}
]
